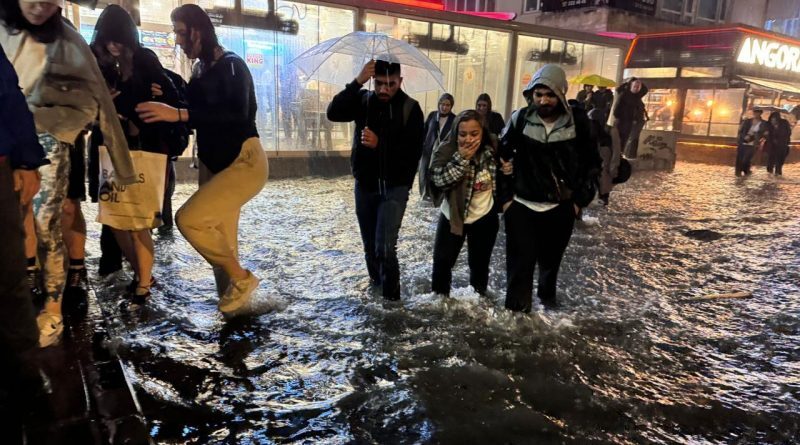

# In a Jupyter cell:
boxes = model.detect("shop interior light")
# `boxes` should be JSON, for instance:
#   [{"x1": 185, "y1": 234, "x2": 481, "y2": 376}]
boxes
[
  {"x1": 666, "y1": 100, "x2": 674, "y2": 107},
  {"x1": 693, "y1": 109, "x2": 703, "y2": 117},
  {"x1": 707, "y1": 100, "x2": 714, "y2": 107}
]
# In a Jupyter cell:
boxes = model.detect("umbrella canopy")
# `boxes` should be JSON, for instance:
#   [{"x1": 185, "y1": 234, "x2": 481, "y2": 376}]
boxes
[
  {"x1": 753, "y1": 105, "x2": 784, "y2": 114},
  {"x1": 290, "y1": 31, "x2": 445, "y2": 93},
  {"x1": 569, "y1": 74, "x2": 617, "y2": 88}
]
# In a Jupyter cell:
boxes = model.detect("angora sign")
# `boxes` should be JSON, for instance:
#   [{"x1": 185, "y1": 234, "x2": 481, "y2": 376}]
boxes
[{"x1": 737, "y1": 37, "x2": 800, "y2": 73}]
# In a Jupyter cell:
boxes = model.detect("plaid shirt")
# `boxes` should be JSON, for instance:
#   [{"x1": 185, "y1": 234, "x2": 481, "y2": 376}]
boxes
[{"x1": 432, "y1": 146, "x2": 496, "y2": 219}]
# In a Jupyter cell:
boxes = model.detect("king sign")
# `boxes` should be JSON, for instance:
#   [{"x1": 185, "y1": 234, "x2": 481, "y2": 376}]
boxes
[{"x1": 737, "y1": 37, "x2": 800, "y2": 73}]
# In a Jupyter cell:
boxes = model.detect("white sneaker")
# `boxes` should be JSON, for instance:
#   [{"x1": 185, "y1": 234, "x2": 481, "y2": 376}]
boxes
[
  {"x1": 218, "y1": 271, "x2": 260, "y2": 317},
  {"x1": 37, "y1": 312, "x2": 63, "y2": 348}
]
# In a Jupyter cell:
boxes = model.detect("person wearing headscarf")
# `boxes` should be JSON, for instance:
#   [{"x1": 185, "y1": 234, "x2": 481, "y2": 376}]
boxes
[{"x1": 418, "y1": 93, "x2": 455, "y2": 200}]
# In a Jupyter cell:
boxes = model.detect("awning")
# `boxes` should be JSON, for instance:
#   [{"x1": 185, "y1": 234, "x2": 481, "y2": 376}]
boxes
[{"x1": 738, "y1": 75, "x2": 800, "y2": 95}]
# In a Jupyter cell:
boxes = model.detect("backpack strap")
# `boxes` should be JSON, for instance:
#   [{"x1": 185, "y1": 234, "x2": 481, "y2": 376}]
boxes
[{"x1": 514, "y1": 106, "x2": 528, "y2": 139}]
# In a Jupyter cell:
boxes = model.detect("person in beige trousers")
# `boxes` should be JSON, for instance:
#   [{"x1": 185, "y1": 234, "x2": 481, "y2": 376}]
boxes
[{"x1": 137, "y1": 4, "x2": 268, "y2": 317}]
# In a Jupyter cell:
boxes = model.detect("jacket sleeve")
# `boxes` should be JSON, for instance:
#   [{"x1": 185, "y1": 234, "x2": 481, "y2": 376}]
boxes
[
  {"x1": 326, "y1": 80, "x2": 365, "y2": 123},
  {"x1": 140, "y1": 48, "x2": 180, "y2": 107},
  {"x1": 402, "y1": 102, "x2": 426, "y2": 186},
  {"x1": 188, "y1": 57, "x2": 253, "y2": 126},
  {"x1": 431, "y1": 141, "x2": 467, "y2": 189},
  {"x1": 1, "y1": 88, "x2": 48, "y2": 170},
  {"x1": 496, "y1": 110, "x2": 518, "y2": 206},
  {"x1": 82, "y1": 39, "x2": 136, "y2": 185}
]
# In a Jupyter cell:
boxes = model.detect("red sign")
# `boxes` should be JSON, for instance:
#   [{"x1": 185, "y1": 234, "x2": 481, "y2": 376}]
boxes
[{"x1": 246, "y1": 54, "x2": 264, "y2": 65}]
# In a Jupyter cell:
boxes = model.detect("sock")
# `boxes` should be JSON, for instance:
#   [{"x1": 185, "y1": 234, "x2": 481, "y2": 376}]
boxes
[
  {"x1": 68, "y1": 258, "x2": 85, "y2": 270},
  {"x1": 27, "y1": 257, "x2": 37, "y2": 270}
]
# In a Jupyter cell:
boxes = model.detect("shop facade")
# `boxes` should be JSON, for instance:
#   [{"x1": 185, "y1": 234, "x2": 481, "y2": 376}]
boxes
[
  {"x1": 66, "y1": 0, "x2": 626, "y2": 175},
  {"x1": 625, "y1": 26, "x2": 800, "y2": 163}
]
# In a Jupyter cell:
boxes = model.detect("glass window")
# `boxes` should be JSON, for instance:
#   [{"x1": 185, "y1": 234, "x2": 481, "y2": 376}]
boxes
[
  {"x1": 698, "y1": 0, "x2": 718, "y2": 20},
  {"x1": 662, "y1": 0, "x2": 683, "y2": 12},
  {"x1": 525, "y1": 0, "x2": 540, "y2": 11},
  {"x1": 643, "y1": 89, "x2": 678, "y2": 131},
  {"x1": 680, "y1": 67, "x2": 723, "y2": 78},
  {"x1": 140, "y1": 0, "x2": 181, "y2": 25},
  {"x1": 682, "y1": 89, "x2": 744, "y2": 137},
  {"x1": 708, "y1": 89, "x2": 744, "y2": 137},
  {"x1": 623, "y1": 67, "x2": 678, "y2": 78}
]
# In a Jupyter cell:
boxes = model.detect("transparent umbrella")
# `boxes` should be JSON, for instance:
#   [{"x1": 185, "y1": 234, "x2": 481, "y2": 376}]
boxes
[{"x1": 290, "y1": 31, "x2": 445, "y2": 93}]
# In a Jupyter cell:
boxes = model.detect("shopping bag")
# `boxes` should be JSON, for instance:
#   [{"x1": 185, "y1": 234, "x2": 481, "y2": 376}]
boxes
[{"x1": 97, "y1": 146, "x2": 167, "y2": 230}]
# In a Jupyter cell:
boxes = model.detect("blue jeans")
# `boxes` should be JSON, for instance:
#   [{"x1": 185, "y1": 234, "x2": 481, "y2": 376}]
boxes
[{"x1": 354, "y1": 182, "x2": 409, "y2": 300}]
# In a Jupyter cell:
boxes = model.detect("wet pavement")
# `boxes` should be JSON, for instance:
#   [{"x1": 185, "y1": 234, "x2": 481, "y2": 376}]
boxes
[{"x1": 79, "y1": 161, "x2": 799, "y2": 444}]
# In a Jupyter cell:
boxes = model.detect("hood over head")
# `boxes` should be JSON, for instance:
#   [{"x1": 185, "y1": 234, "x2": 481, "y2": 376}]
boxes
[
  {"x1": 617, "y1": 77, "x2": 649, "y2": 98},
  {"x1": 523, "y1": 64, "x2": 569, "y2": 109},
  {"x1": 91, "y1": 4, "x2": 140, "y2": 50}
]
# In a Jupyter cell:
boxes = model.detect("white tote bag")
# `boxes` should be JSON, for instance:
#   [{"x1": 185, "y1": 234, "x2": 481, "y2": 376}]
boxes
[{"x1": 97, "y1": 146, "x2": 167, "y2": 230}]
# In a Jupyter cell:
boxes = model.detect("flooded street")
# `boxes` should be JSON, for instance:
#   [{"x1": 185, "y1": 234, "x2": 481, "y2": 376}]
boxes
[{"x1": 84, "y1": 161, "x2": 800, "y2": 444}]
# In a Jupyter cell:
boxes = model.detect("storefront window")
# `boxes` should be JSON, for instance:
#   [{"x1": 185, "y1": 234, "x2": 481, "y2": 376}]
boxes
[
  {"x1": 624, "y1": 67, "x2": 678, "y2": 78},
  {"x1": 681, "y1": 67, "x2": 723, "y2": 78},
  {"x1": 365, "y1": 13, "x2": 511, "y2": 122},
  {"x1": 682, "y1": 89, "x2": 744, "y2": 137},
  {"x1": 662, "y1": 0, "x2": 683, "y2": 12},
  {"x1": 643, "y1": 89, "x2": 678, "y2": 131},
  {"x1": 698, "y1": 0, "x2": 718, "y2": 20}
]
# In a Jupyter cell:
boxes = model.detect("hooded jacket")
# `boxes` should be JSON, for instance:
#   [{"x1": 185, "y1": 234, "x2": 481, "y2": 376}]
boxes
[
  {"x1": 327, "y1": 80, "x2": 425, "y2": 191},
  {"x1": 429, "y1": 113, "x2": 498, "y2": 235},
  {"x1": 0, "y1": 18, "x2": 135, "y2": 185},
  {"x1": 498, "y1": 64, "x2": 600, "y2": 208},
  {"x1": 0, "y1": 45, "x2": 46, "y2": 169}
]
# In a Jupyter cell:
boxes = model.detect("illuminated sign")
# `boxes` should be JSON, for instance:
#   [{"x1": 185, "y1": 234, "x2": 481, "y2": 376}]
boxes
[{"x1": 737, "y1": 37, "x2": 800, "y2": 73}]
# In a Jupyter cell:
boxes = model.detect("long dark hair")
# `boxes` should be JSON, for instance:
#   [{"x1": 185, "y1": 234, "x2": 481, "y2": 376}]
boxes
[
  {"x1": 91, "y1": 5, "x2": 139, "y2": 84},
  {"x1": 0, "y1": 0, "x2": 63, "y2": 43},
  {"x1": 450, "y1": 109, "x2": 494, "y2": 153},
  {"x1": 170, "y1": 4, "x2": 219, "y2": 65},
  {"x1": 476, "y1": 93, "x2": 492, "y2": 112}
]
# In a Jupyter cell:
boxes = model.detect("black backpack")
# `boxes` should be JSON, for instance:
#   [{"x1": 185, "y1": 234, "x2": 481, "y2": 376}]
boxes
[{"x1": 162, "y1": 68, "x2": 192, "y2": 158}]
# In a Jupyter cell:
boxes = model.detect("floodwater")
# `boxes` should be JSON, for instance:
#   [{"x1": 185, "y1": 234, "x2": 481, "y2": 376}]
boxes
[{"x1": 84, "y1": 161, "x2": 800, "y2": 444}]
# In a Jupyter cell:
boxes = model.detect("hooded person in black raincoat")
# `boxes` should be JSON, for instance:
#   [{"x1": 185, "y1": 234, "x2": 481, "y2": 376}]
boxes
[
  {"x1": 608, "y1": 77, "x2": 648, "y2": 159},
  {"x1": 497, "y1": 64, "x2": 600, "y2": 312}
]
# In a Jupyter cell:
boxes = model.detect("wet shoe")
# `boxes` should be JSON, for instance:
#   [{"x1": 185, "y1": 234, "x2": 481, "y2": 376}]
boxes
[
  {"x1": 37, "y1": 312, "x2": 63, "y2": 348},
  {"x1": 63, "y1": 268, "x2": 89, "y2": 314},
  {"x1": 540, "y1": 298, "x2": 560, "y2": 310},
  {"x1": 126, "y1": 276, "x2": 157, "y2": 295},
  {"x1": 27, "y1": 269, "x2": 44, "y2": 306},
  {"x1": 219, "y1": 271, "x2": 260, "y2": 317},
  {"x1": 125, "y1": 287, "x2": 151, "y2": 311},
  {"x1": 98, "y1": 258, "x2": 122, "y2": 277}
]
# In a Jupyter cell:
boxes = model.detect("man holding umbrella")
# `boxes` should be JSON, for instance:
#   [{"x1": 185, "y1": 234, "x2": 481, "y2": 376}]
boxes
[{"x1": 327, "y1": 60, "x2": 425, "y2": 300}]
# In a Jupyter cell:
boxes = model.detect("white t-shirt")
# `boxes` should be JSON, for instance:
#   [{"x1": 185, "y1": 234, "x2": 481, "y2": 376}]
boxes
[
  {"x1": 438, "y1": 116, "x2": 449, "y2": 135},
  {"x1": 440, "y1": 165, "x2": 494, "y2": 224},
  {"x1": 515, "y1": 119, "x2": 560, "y2": 213}
]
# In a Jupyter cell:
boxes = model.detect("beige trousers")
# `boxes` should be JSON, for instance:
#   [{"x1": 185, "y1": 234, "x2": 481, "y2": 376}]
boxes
[{"x1": 176, "y1": 138, "x2": 269, "y2": 297}]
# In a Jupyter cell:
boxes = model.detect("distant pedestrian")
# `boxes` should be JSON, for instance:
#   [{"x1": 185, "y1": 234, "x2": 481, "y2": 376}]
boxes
[
  {"x1": 419, "y1": 93, "x2": 455, "y2": 200},
  {"x1": 576, "y1": 84, "x2": 593, "y2": 109},
  {"x1": 588, "y1": 108, "x2": 617, "y2": 205},
  {"x1": 327, "y1": 59, "x2": 425, "y2": 300},
  {"x1": 137, "y1": 4, "x2": 269, "y2": 317},
  {"x1": 476, "y1": 93, "x2": 506, "y2": 138},
  {"x1": 429, "y1": 110, "x2": 502, "y2": 296},
  {"x1": 497, "y1": 64, "x2": 600, "y2": 312},
  {"x1": 765, "y1": 111, "x2": 790, "y2": 176},
  {"x1": 608, "y1": 78, "x2": 648, "y2": 159},
  {"x1": 735, "y1": 109, "x2": 766, "y2": 176},
  {"x1": 591, "y1": 85, "x2": 614, "y2": 122}
]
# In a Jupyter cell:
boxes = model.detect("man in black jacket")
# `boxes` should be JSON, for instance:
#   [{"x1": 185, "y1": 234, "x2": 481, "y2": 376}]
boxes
[
  {"x1": 497, "y1": 64, "x2": 600, "y2": 312},
  {"x1": 327, "y1": 60, "x2": 425, "y2": 300}
]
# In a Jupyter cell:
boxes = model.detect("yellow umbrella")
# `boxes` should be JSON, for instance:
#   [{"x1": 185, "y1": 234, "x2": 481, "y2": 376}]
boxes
[{"x1": 570, "y1": 74, "x2": 617, "y2": 88}]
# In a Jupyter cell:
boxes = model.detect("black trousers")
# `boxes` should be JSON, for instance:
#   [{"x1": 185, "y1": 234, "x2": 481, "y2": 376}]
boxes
[
  {"x1": 767, "y1": 147, "x2": 789, "y2": 175},
  {"x1": 162, "y1": 158, "x2": 176, "y2": 228},
  {"x1": 0, "y1": 161, "x2": 38, "y2": 354},
  {"x1": 432, "y1": 211, "x2": 499, "y2": 295},
  {"x1": 504, "y1": 201, "x2": 575, "y2": 312}
]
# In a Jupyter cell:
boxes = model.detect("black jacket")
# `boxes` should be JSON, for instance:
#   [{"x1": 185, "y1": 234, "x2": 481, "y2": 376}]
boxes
[
  {"x1": 737, "y1": 118, "x2": 767, "y2": 146},
  {"x1": 327, "y1": 80, "x2": 425, "y2": 190},
  {"x1": 767, "y1": 119, "x2": 791, "y2": 154},
  {"x1": 498, "y1": 105, "x2": 600, "y2": 208},
  {"x1": 423, "y1": 111, "x2": 455, "y2": 156}
]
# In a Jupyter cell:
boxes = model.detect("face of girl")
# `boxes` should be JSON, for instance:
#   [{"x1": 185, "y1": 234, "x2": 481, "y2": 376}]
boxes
[
  {"x1": 458, "y1": 119, "x2": 482, "y2": 148},
  {"x1": 106, "y1": 41, "x2": 123, "y2": 57},
  {"x1": 438, "y1": 100, "x2": 452, "y2": 115},
  {"x1": 19, "y1": 1, "x2": 60, "y2": 26}
]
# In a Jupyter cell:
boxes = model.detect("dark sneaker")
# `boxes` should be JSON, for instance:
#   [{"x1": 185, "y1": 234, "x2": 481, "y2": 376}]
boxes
[{"x1": 27, "y1": 269, "x2": 44, "y2": 306}]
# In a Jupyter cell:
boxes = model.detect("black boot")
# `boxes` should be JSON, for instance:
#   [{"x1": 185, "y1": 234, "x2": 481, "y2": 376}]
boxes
[
  {"x1": 63, "y1": 268, "x2": 88, "y2": 315},
  {"x1": 26, "y1": 268, "x2": 44, "y2": 308}
]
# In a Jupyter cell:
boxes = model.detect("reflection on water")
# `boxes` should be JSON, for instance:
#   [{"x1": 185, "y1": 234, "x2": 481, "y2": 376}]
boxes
[{"x1": 85, "y1": 162, "x2": 800, "y2": 444}]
